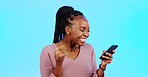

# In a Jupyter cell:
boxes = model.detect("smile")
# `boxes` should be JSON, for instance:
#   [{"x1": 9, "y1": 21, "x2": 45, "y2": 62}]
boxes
[{"x1": 80, "y1": 39, "x2": 86, "y2": 43}]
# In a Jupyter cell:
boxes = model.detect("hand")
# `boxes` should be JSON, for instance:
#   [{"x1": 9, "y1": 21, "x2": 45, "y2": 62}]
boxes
[
  {"x1": 100, "y1": 50, "x2": 115, "y2": 66},
  {"x1": 54, "y1": 48, "x2": 66, "y2": 65}
]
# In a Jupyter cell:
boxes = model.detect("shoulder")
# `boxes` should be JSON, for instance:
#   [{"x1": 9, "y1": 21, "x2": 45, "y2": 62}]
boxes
[
  {"x1": 41, "y1": 43, "x2": 57, "y2": 54},
  {"x1": 81, "y1": 43, "x2": 95, "y2": 53},
  {"x1": 83, "y1": 43, "x2": 94, "y2": 49}
]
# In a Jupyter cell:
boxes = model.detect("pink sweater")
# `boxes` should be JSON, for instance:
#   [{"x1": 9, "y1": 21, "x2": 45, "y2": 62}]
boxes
[{"x1": 40, "y1": 43, "x2": 98, "y2": 77}]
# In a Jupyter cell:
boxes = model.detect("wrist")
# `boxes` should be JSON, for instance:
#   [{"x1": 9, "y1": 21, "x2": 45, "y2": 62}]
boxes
[
  {"x1": 56, "y1": 61, "x2": 64, "y2": 66},
  {"x1": 53, "y1": 64, "x2": 63, "y2": 77},
  {"x1": 99, "y1": 64, "x2": 106, "y2": 71}
]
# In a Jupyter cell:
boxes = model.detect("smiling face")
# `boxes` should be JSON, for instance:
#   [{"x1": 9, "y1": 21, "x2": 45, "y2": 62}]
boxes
[{"x1": 66, "y1": 16, "x2": 90, "y2": 46}]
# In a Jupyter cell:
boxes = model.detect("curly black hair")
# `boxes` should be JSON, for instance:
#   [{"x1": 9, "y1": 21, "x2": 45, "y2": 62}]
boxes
[{"x1": 53, "y1": 6, "x2": 84, "y2": 43}]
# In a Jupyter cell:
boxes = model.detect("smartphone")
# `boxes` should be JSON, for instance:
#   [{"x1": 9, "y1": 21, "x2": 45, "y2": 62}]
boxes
[{"x1": 99, "y1": 45, "x2": 118, "y2": 60}]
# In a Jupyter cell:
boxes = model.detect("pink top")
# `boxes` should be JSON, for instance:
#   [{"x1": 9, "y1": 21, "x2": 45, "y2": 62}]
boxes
[{"x1": 40, "y1": 43, "x2": 98, "y2": 77}]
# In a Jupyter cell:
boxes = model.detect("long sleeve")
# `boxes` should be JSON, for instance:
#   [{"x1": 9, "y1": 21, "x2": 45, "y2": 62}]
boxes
[
  {"x1": 90, "y1": 47, "x2": 98, "y2": 77},
  {"x1": 40, "y1": 47, "x2": 56, "y2": 77},
  {"x1": 91, "y1": 47, "x2": 104, "y2": 77}
]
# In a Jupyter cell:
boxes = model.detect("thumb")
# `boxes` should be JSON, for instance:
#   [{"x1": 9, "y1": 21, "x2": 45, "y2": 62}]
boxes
[{"x1": 102, "y1": 50, "x2": 106, "y2": 55}]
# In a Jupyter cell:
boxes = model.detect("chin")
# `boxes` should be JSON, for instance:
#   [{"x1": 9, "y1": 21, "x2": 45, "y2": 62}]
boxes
[{"x1": 78, "y1": 42, "x2": 85, "y2": 46}]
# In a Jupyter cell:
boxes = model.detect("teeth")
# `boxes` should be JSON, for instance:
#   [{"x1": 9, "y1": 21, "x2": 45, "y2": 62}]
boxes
[{"x1": 80, "y1": 39, "x2": 86, "y2": 42}]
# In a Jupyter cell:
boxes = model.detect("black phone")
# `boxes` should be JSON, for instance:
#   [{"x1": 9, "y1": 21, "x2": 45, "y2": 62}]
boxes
[{"x1": 99, "y1": 45, "x2": 118, "y2": 60}]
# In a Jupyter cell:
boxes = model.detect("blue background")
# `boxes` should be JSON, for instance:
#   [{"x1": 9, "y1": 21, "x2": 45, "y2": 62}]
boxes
[{"x1": 0, "y1": 0, "x2": 148, "y2": 77}]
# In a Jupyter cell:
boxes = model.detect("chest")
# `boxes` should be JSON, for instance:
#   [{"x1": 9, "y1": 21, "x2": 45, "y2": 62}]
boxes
[
  {"x1": 65, "y1": 49, "x2": 80, "y2": 60},
  {"x1": 61, "y1": 50, "x2": 92, "y2": 77}
]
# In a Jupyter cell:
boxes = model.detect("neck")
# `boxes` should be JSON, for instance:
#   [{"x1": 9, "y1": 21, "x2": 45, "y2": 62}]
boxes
[{"x1": 60, "y1": 35, "x2": 79, "y2": 51}]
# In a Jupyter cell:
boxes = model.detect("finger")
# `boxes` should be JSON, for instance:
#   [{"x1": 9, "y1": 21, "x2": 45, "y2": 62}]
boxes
[
  {"x1": 102, "y1": 59, "x2": 112, "y2": 62},
  {"x1": 58, "y1": 48, "x2": 66, "y2": 55},
  {"x1": 54, "y1": 48, "x2": 58, "y2": 57},
  {"x1": 54, "y1": 48, "x2": 59, "y2": 53},
  {"x1": 56, "y1": 50, "x2": 66, "y2": 58},
  {"x1": 54, "y1": 51, "x2": 59, "y2": 59},
  {"x1": 55, "y1": 49, "x2": 61, "y2": 56},
  {"x1": 59, "y1": 52, "x2": 66, "y2": 57},
  {"x1": 102, "y1": 50, "x2": 106, "y2": 55},
  {"x1": 106, "y1": 52, "x2": 113, "y2": 58},
  {"x1": 101, "y1": 60, "x2": 112, "y2": 63},
  {"x1": 112, "y1": 50, "x2": 115, "y2": 54},
  {"x1": 104, "y1": 60, "x2": 112, "y2": 64},
  {"x1": 55, "y1": 51, "x2": 60, "y2": 57},
  {"x1": 58, "y1": 49, "x2": 66, "y2": 55},
  {"x1": 102, "y1": 55, "x2": 113, "y2": 60}
]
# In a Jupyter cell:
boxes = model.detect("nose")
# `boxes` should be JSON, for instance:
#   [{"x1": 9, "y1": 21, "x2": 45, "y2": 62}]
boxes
[{"x1": 84, "y1": 32, "x2": 89, "y2": 38}]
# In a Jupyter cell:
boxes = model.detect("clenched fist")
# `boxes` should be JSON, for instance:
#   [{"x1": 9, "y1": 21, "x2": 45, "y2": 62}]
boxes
[{"x1": 54, "y1": 48, "x2": 66, "y2": 65}]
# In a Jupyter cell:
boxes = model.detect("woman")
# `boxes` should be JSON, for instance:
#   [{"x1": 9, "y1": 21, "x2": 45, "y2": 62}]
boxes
[{"x1": 40, "y1": 6, "x2": 115, "y2": 77}]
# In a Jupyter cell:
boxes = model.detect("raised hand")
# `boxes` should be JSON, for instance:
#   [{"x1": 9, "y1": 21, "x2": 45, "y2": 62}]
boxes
[
  {"x1": 101, "y1": 50, "x2": 115, "y2": 66},
  {"x1": 54, "y1": 48, "x2": 66, "y2": 65}
]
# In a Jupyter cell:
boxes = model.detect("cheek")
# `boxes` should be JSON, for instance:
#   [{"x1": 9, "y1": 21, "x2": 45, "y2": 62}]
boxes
[{"x1": 70, "y1": 31, "x2": 82, "y2": 39}]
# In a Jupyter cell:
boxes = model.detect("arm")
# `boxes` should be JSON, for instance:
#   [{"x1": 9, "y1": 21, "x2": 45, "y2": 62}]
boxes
[
  {"x1": 53, "y1": 48, "x2": 65, "y2": 77},
  {"x1": 97, "y1": 50, "x2": 115, "y2": 77},
  {"x1": 40, "y1": 47, "x2": 55, "y2": 77},
  {"x1": 40, "y1": 47, "x2": 65, "y2": 77},
  {"x1": 53, "y1": 63, "x2": 63, "y2": 77},
  {"x1": 91, "y1": 47, "x2": 104, "y2": 77},
  {"x1": 96, "y1": 64, "x2": 106, "y2": 77}
]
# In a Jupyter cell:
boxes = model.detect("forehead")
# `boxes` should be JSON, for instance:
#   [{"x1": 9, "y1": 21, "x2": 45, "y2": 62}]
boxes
[{"x1": 72, "y1": 16, "x2": 90, "y2": 28}]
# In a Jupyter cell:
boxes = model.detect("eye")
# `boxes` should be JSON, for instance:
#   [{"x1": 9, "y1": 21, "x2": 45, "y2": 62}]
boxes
[
  {"x1": 81, "y1": 29, "x2": 85, "y2": 32},
  {"x1": 88, "y1": 30, "x2": 90, "y2": 32},
  {"x1": 80, "y1": 27, "x2": 85, "y2": 32}
]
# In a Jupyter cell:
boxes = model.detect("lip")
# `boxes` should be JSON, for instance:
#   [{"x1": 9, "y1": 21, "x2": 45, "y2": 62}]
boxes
[{"x1": 80, "y1": 38, "x2": 87, "y2": 39}]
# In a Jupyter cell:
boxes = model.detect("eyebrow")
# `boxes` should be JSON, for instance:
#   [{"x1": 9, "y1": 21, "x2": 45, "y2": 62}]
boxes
[{"x1": 79, "y1": 26, "x2": 90, "y2": 29}]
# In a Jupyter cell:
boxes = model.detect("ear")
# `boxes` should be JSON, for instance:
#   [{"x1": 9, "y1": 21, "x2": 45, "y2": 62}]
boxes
[{"x1": 65, "y1": 26, "x2": 71, "y2": 35}]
